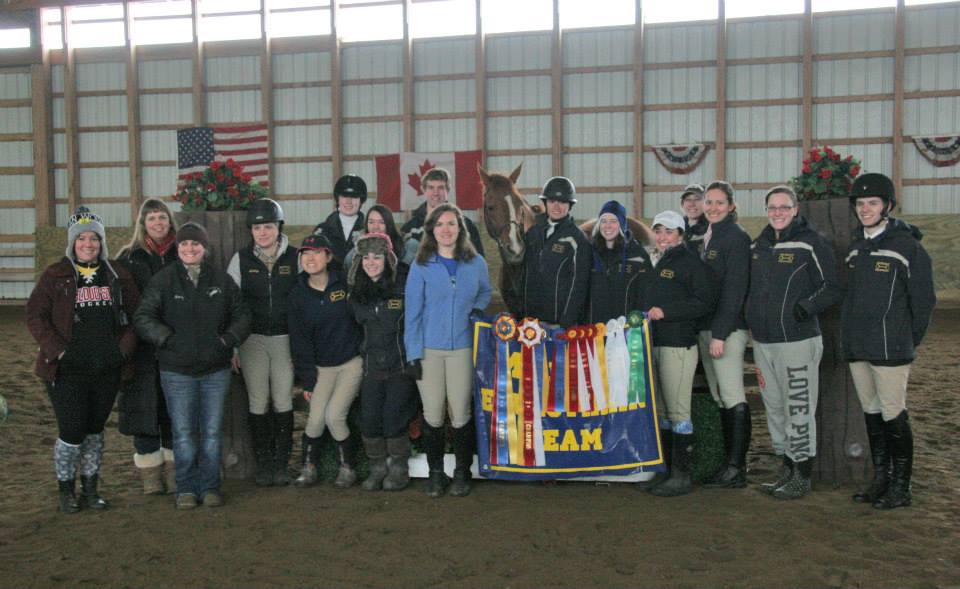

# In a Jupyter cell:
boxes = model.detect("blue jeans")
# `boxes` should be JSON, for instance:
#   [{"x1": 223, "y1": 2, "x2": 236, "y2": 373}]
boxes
[{"x1": 160, "y1": 369, "x2": 231, "y2": 498}]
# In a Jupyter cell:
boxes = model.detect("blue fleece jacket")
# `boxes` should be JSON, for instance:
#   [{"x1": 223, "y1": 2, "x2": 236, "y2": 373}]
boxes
[{"x1": 404, "y1": 253, "x2": 492, "y2": 361}]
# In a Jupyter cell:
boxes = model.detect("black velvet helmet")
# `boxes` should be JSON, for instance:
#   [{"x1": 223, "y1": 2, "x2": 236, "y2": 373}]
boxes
[
  {"x1": 540, "y1": 176, "x2": 577, "y2": 205},
  {"x1": 333, "y1": 174, "x2": 368, "y2": 205},
  {"x1": 849, "y1": 173, "x2": 896, "y2": 211},
  {"x1": 246, "y1": 198, "x2": 284, "y2": 229}
]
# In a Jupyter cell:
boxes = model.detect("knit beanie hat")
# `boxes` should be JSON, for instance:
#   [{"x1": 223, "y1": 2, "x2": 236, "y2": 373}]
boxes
[
  {"x1": 66, "y1": 206, "x2": 108, "y2": 261},
  {"x1": 176, "y1": 222, "x2": 209, "y2": 249},
  {"x1": 593, "y1": 200, "x2": 628, "y2": 239},
  {"x1": 348, "y1": 232, "x2": 398, "y2": 286}
]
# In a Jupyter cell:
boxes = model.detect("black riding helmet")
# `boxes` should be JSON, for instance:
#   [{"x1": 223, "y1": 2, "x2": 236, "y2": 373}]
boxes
[
  {"x1": 849, "y1": 173, "x2": 896, "y2": 212},
  {"x1": 540, "y1": 176, "x2": 577, "y2": 205},
  {"x1": 333, "y1": 174, "x2": 368, "y2": 206},
  {"x1": 247, "y1": 197, "x2": 285, "y2": 231}
]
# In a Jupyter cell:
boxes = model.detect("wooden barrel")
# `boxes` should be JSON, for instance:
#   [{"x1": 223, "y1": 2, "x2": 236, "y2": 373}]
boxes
[
  {"x1": 175, "y1": 210, "x2": 255, "y2": 480},
  {"x1": 799, "y1": 198, "x2": 870, "y2": 484}
]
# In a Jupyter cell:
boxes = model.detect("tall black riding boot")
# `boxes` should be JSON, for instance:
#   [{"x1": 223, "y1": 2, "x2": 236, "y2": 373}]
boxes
[
  {"x1": 853, "y1": 412, "x2": 890, "y2": 503},
  {"x1": 421, "y1": 422, "x2": 449, "y2": 498},
  {"x1": 704, "y1": 403, "x2": 750, "y2": 489},
  {"x1": 874, "y1": 411, "x2": 913, "y2": 510},
  {"x1": 80, "y1": 474, "x2": 109, "y2": 510},
  {"x1": 79, "y1": 433, "x2": 109, "y2": 509},
  {"x1": 248, "y1": 413, "x2": 275, "y2": 487},
  {"x1": 650, "y1": 433, "x2": 693, "y2": 497},
  {"x1": 449, "y1": 419, "x2": 476, "y2": 497},
  {"x1": 54, "y1": 439, "x2": 81, "y2": 513},
  {"x1": 272, "y1": 410, "x2": 294, "y2": 486},
  {"x1": 333, "y1": 436, "x2": 358, "y2": 488},
  {"x1": 637, "y1": 428, "x2": 671, "y2": 490},
  {"x1": 58, "y1": 480, "x2": 80, "y2": 514}
]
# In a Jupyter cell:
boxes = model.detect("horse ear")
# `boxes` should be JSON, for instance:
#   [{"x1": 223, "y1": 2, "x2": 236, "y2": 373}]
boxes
[
  {"x1": 509, "y1": 163, "x2": 523, "y2": 184},
  {"x1": 477, "y1": 163, "x2": 491, "y2": 186}
]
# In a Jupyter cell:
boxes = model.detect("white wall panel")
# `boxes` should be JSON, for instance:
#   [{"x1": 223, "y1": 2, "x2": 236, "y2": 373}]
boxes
[
  {"x1": 644, "y1": 23, "x2": 716, "y2": 63},
  {"x1": 730, "y1": 189, "x2": 768, "y2": 219},
  {"x1": 341, "y1": 160, "x2": 376, "y2": 192},
  {"x1": 563, "y1": 72, "x2": 632, "y2": 107},
  {"x1": 576, "y1": 192, "x2": 634, "y2": 220},
  {"x1": 727, "y1": 18, "x2": 802, "y2": 59},
  {"x1": 277, "y1": 199, "x2": 328, "y2": 227},
  {"x1": 274, "y1": 125, "x2": 332, "y2": 157},
  {"x1": 274, "y1": 162, "x2": 333, "y2": 196},
  {"x1": 564, "y1": 112, "x2": 633, "y2": 147},
  {"x1": 79, "y1": 132, "x2": 128, "y2": 162},
  {"x1": 644, "y1": 67, "x2": 717, "y2": 104},
  {"x1": 814, "y1": 101, "x2": 894, "y2": 139},
  {"x1": 563, "y1": 153, "x2": 632, "y2": 187},
  {"x1": 54, "y1": 169, "x2": 67, "y2": 199},
  {"x1": 727, "y1": 147, "x2": 802, "y2": 185},
  {"x1": 140, "y1": 93, "x2": 193, "y2": 125},
  {"x1": 562, "y1": 28, "x2": 632, "y2": 67},
  {"x1": 0, "y1": 209, "x2": 35, "y2": 234},
  {"x1": 205, "y1": 56, "x2": 260, "y2": 85},
  {"x1": 56, "y1": 203, "x2": 68, "y2": 226},
  {"x1": 486, "y1": 115, "x2": 551, "y2": 149},
  {"x1": 0, "y1": 71, "x2": 30, "y2": 98},
  {"x1": 905, "y1": 54, "x2": 960, "y2": 93},
  {"x1": 814, "y1": 11, "x2": 894, "y2": 53},
  {"x1": 342, "y1": 122, "x2": 401, "y2": 155},
  {"x1": 839, "y1": 143, "x2": 893, "y2": 177},
  {"x1": 414, "y1": 79, "x2": 475, "y2": 113},
  {"x1": 413, "y1": 38, "x2": 475, "y2": 75},
  {"x1": 207, "y1": 90, "x2": 262, "y2": 123},
  {"x1": 901, "y1": 185, "x2": 960, "y2": 215},
  {"x1": 53, "y1": 97, "x2": 64, "y2": 129},
  {"x1": 414, "y1": 119, "x2": 476, "y2": 152},
  {"x1": 642, "y1": 193, "x2": 684, "y2": 219},
  {"x1": 54, "y1": 133, "x2": 66, "y2": 164},
  {"x1": 0, "y1": 175, "x2": 33, "y2": 199},
  {"x1": 342, "y1": 44, "x2": 403, "y2": 79},
  {"x1": 273, "y1": 52, "x2": 331, "y2": 83},
  {"x1": 727, "y1": 106, "x2": 801, "y2": 142},
  {"x1": 903, "y1": 97, "x2": 960, "y2": 136},
  {"x1": 343, "y1": 83, "x2": 402, "y2": 116},
  {"x1": 486, "y1": 155, "x2": 551, "y2": 192},
  {"x1": 52, "y1": 65, "x2": 64, "y2": 93},
  {"x1": 142, "y1": 166, "x2": 177, "y2": 198},
  {"x1": 141, "y1": 130, "x2": 176, "y2": 162},
  {"x1": 0, "y1": 142, "x2": 32, "y2": 167},
  {"x1": 139, "y1": 59, "x2": 192, "y2": 89},
  {"x1": 643, "y1": 109, "x2": 716, "y2": 143},
  {"x1": 904, "y1": 4, "x2": 960, "y2": 49},
  {"x1": 486, "y1": 76, "x2": 550, "y2": 110},
  {"x1": 82, "y1": 202, "x2": 131, "y2": 227},
  {"x1": 486, "y1": 34, "x2": 551, "y2": 71},
  {"x1": 274, "y1": 87, "x2": 332, "y2": 119},
  {"x1": 814, "y1": 58, "x2": 894, "y2": 96},
  {"x1": 80, "y1": 168, "x2": 130, "y2": 197},
  {"x1": 76, "y1": 62, "x2": 125, "y2": 91},
  {"x1": 0, "y1": 107, "x2": 31, "y2": 133},
  {"x1": 903, "y1": 146, "x2": 960, "y2": 181},
  {"x1": 78, "y1": 96, "x2": 127, "y2": 125},
  {"x1": 641, "y1": 150, "x2": 716, "y2": 187},
  {"x1": 727, "y1": 63, "x2": 801, "y2": 100}
]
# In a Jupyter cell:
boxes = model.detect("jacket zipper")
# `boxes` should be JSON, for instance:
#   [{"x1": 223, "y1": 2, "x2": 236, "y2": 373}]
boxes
[{"x1": 881, "y1": 269, "x2": 897, "y2": 360}]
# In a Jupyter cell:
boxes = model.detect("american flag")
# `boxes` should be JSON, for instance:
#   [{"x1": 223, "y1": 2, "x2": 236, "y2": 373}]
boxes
[{"x1": 177, "y1": 124, "x2": 270, "y2": 187}]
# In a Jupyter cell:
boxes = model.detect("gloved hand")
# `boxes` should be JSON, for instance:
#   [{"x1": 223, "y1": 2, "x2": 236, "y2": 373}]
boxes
[
  {"x1": 404, "y1": 359, "x2": 423, "y2": 380},
  {"x1": 469, "y1": 308, "x2": 485, "y2": 322},
  {"x1": 793, "y1": 301, "x2": 811, "y2": 323}
]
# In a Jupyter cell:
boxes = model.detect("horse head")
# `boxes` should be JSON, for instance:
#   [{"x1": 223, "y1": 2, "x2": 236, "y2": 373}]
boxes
[{"x1": 478, "y1": 163, "x2": 535, "y2": 266}]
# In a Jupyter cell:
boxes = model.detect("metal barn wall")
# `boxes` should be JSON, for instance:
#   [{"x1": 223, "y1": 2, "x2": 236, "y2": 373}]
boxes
[{"x1": 0, "y1": 67, "x2": 36, "y2": 299}]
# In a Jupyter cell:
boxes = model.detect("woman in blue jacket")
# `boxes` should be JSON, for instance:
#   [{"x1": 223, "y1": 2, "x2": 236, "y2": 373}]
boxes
[{"x1": 405, "y1": 203, "x2": 491, "y2": 499}]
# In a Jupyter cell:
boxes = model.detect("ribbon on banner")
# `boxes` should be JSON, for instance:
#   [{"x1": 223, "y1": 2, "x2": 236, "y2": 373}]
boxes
[
  {"x1": 651, "y1": 143, "x2": 711, "y2": 174},
  {"x1": 626, "y1": 311, "x2": 647, "y2": 408},
  {"x1": 912, "y1": 135, "x2": 960, "y2": 167}
]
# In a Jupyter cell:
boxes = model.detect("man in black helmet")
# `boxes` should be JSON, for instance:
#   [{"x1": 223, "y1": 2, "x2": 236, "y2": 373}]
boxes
[
  {"x1": 313, "y1": 174, "x2": 368, "y2": 266},
  {"x1": 401, "y1": 167, "x2": 485, "y2": 256},
  {"x1": 520, "y1": 176, "x2": 592, "y2": 327},
  {"x1": 843, "y1": 172, "x2": 935, "y2": 511}
]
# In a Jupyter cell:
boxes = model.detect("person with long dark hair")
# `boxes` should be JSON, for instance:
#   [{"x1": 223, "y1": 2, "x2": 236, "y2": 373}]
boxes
[
  {"x1": 405, "y1": 203, "x2": 491, "y2": 498},
  {"x1": 344, "y1": 204, "x2": 419, "y2": 269},
  {"x1": 28, "y1": 207, "x2": 140, "y2": 513}
]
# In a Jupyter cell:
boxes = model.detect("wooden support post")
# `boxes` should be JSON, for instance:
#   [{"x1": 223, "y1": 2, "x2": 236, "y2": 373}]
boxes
[
  {"x1": 32, "y1": 8, "x2": 54, "y2": 229},
  {"x1": 62, "y1": 6, "x2": 79, "y2": 215},
  {"x1": 330, "y1": 1, "x2": 342, "y2": 184},
  {"x1": 123, "y1": 0, "x2": 143, "y2": 223},
  {"x1": 715, "y1": 0, "x2": 726, "y2": 180},
  {"x1": 260, "y1": 0, "x2": 275, "y2": 192},
  {"x1": 550, "y1": 0, "x2": 562, "y2": 177},
  {"x1": 893, "y1": 0, "x2": 905, "y2": 211},
  {"x1": 802, "y1": 0, "x2": 813, "y2": 154},
  {"x1": 191, "y1": 0, "x2": 205, "y2": 126},
  {"x1": 475, "y1": 0, "x2": 485, "y2": 160},
  {"x1": 632, "y1": 0, "x2": 645, "y2": 218},
  {"x1": 402, "y1": 0, "x2": 413, "y2": 152}
]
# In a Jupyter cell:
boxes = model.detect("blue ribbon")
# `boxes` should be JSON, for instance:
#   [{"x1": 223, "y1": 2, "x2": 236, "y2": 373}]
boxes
[{"x1": 495, "y1": 338, "x2": 511, "y2": 465}]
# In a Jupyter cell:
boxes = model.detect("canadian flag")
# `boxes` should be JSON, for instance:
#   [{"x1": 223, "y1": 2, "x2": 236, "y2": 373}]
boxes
[{"x1": 375, "y1": 150, "x2": 484, "y2": 211}]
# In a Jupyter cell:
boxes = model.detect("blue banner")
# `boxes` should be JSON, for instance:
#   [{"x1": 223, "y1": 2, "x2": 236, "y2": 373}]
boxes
[{"x1": 473, "y1": 317, "x2": 665, "y2": 481}]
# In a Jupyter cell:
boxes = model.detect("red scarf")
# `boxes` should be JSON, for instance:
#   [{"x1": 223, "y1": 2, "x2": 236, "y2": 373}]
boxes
[{"x1": 145, "y1": 232, "x2": 176, "y2": 257}]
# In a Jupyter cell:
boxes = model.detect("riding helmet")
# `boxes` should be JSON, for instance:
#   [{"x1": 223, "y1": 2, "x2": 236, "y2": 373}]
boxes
[
  {"x1": 246, "y1": 198, "x2": 284, "y2": 229},
  {"x1": 849, "y1": 173, "x2": 896, "y2": 212},
  {"x1": 540, "y1": 176, "x2": 577, "y2": 205},
  {"x1": 333, "y1": 174, "x2": 368, "y2": 205}
]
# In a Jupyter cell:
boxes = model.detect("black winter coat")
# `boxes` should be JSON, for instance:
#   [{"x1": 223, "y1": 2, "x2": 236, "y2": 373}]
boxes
[
  {"x1": 841, "y1": 218, "x2": 936, "y2": 364},
  {"x1": 312, "y1": 210, "x2": 365, "y2": 269},
  {"x1": 115, "y1": 244, "x2": 178, "y2": 436},
  {"x1": 588, "y1": 238, "x2": 653, "y2": 324},
  {"x1": 287, "y1": 270, "x2": 362, "y2": 391},
  {"x1": 227, "y1": 238, "x2": 299, "y2": 336},
  {"x1": 684, "y1": 216, "x2": 709, "y2": 255},
  {"x1": 134, "y1": 261, "x2": 251, "y2": 376},
  {"x1": 646, "y1": 244, "x2": 717, "y2": 347},
  {"x1": 350, "y1": 265, "x2": 410, "y2": 379},
  {"x1": 701, "y1": 214, "x2": 751, "y2": 339},
  {"x1": 401, "y1": 202, "x2": 485, "y2": 257},
  {"x1": 746, "y1": 216, "x2": 843, "y2": 344},
  {"x1": 521, "y1": 215, "x2": 592, "y2": 327}
]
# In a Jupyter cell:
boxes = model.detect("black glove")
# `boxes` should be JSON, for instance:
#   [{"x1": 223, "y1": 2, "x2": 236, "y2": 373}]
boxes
[
  {"x1": 404, "y1": 359, "x2": 423, "y2": 380},
  {"x1": 469, "y1": 308, "x2": 485, "y2": 322},
  {"x1": 219, "y1": 333, "x2": 238, "y2": 349},
  {"x1": 793, "y1": 301, "x2": 811, "y2": 323}
]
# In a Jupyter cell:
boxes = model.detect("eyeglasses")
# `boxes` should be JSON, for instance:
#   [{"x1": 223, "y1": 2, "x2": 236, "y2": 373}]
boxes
[{"x1": 765, "y1": 205, "x2": 795, "y2": 213}]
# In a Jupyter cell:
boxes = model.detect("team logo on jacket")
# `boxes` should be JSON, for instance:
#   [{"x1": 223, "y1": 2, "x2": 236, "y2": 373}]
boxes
[
  {"x1": 330, "y1": 290, "x2": 346, "y2": 302},
  {"x1": 206, "y1": 287, "x2": 222, "y2": 299},
  {"x1": 247, "y1": 268, "x2": 260, "y2": 274},
  {"x1": 551, "y1": 243, "x2": 566, "y2": 254},
  {"x1": 706, "y1": 250, "x2": 718, "y2": 260},
  {"x1": 660, "y1": 269, "x2": 675, "y2": 279},
  {"x1": 387, "y1": 298, "x2": 402, "y2": 310},
  {"x1": 875, "y1": 261, "x2": 891, "y2": 273},
  {"x1": 278, "y1": 265, "x2": 292, "y2": 275},
  {"x1": 778, "y1": 253, "x2": 795, "y2": 264}
]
